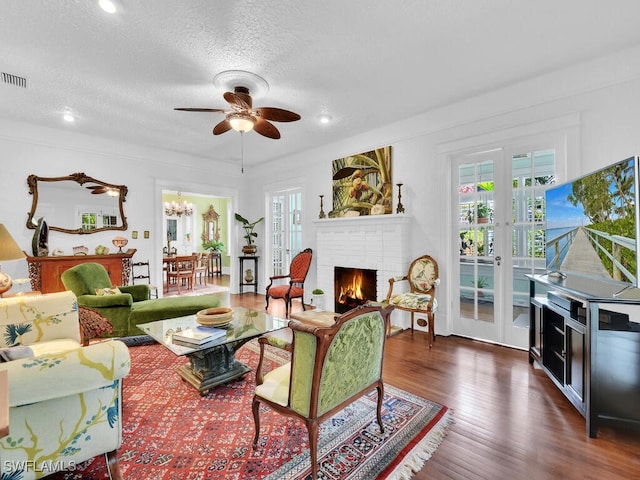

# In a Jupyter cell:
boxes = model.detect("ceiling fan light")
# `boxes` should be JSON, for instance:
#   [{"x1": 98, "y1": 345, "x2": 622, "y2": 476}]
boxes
[
  {"x1": 228, "y1": 113, "x2": 255, "y2": 132},
  {"x1": 99, "y1": 0, "x2": 118, "y2": 13}
]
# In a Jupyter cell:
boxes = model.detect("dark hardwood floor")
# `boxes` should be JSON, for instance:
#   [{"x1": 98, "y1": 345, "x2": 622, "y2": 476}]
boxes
[{"x1": 195, "y1": 276, "x2": 640, "y2": 479}]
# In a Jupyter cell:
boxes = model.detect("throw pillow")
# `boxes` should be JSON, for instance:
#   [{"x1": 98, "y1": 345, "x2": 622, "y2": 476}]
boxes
[
  {"x1": 0, "y1": 345, "x2": 34, "y2": 362},
  {"x1": 95, "y1": 286, "x2": 122, "y2": 296}
]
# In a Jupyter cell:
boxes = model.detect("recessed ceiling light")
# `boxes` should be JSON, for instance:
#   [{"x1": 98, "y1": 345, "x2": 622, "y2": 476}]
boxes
[
  {"x1": 99, "y1": 0, "x2": 119, "y2": 14},
  {"x1": 319, "y1": 114, "x2": 332, "y2": 124}
]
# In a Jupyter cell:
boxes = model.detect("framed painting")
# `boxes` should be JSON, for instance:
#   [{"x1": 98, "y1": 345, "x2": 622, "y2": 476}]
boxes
[{"x1": 331, "y1": 145, "x2": 392, "y2": 217}]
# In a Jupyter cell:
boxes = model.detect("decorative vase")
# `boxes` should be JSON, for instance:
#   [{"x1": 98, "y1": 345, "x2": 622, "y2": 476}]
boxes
[
  {"x1": 312, "y1": 294, "x2": 325, "y2": 312},
  {"x1": 244, "y1": 269, "x2": 254, "y2": 283},
  {"x1": 31, "y1": 217, "x2": 49, "y2": 257},
  {"x1": 242, "y1": 244, "x2": 257, "y2": 255}
]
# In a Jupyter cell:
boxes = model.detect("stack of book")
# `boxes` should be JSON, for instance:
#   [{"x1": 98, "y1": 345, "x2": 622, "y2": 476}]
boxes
[{"x1": 171, "y1": 325, "x2": 227, "y2": 347}]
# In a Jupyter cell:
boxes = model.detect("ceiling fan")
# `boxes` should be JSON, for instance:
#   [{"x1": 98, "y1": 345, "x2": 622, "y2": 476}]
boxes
[
  {"x1": 86, "y1": 185, "x2": 119, "y2": 196},
  {"x1": 174, "y1": 86, "x2": 301, "y2": 140}
]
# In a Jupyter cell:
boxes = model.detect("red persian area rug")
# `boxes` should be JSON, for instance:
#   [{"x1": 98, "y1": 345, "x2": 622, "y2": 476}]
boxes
[{"x1": 49, "y1": 340, "x2": 452, "y2": 480}]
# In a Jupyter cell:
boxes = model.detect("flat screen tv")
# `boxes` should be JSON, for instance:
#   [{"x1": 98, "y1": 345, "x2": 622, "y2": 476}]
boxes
[{"x1": 545, "y1": 156, "x2": 640, "y2": 287}]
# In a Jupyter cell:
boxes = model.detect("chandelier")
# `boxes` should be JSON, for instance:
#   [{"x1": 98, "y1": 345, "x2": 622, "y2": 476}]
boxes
[{"x1": 164, "y1": 192, "x2": 193, "y2": 217}]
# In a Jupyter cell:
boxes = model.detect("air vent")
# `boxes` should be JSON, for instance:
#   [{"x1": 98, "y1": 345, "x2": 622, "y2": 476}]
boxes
[{"x1": 2, "y1": 72, "x2": 29, "y2": 88}]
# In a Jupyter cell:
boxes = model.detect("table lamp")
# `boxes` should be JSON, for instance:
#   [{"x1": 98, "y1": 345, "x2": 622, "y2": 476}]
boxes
[{"x1": 0, "y1": 224, "x2": 26, "y2": 297}]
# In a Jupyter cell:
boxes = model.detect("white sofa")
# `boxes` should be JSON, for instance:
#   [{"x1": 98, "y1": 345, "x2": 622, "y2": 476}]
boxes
[{"x1": 0, "y1": 291, "x2": 130, "y2": 479}]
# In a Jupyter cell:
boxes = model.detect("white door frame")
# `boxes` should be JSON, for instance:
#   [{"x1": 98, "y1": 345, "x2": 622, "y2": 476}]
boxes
[{"x1": 439, "y1": 115, "x2": 579, "y2": 347}]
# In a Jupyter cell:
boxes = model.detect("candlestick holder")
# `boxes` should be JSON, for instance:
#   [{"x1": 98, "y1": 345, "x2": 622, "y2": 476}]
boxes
[
  {"x1": 319, "y1": 195, "x2": 326, "y2": 219},
  {"x1": 396, "y1": 183, "x2": 405, "y2": 214}
]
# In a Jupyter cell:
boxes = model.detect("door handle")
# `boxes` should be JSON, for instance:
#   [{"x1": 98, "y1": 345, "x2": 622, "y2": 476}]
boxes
[{"x1": 495, "y1": 256, "x2": 502, "y2": 266}]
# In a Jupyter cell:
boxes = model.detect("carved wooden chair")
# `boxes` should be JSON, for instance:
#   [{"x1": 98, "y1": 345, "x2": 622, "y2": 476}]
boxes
[
  {"x1": 265, "y1": 248, "x2": 313, "y2": 317},
  {"x1": 386, "y1": 254, "x2": 439, "y2": 347},
  {"x1": 194, "y1": 252, "x2": 208, "y2": 285},
  {"x1": 165, "y1": 254, "x2": 197, "y2": 294},
  {"x1": 252, "y1": 303, "x2": 393, "y2": 479}
]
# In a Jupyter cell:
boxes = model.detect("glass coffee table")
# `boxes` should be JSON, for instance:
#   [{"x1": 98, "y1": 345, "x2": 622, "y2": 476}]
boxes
[{"x1": 138, "y1": 307, "x2": 288, "y2": 395}]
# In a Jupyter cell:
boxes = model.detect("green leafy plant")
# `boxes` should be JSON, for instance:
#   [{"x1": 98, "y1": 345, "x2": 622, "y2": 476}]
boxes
[
  {"x1": 473, "y1": 277, "x2": 489, "y2": 289},
  {"x1": 235, "y1": 213, "x2": 264, "y2": 246},
  {"x1": 202, "y1": 240, "x2": 225, "y2": 252},
  {"x1": 466, "y1": 202, "x2": 493, "y2": 223}
]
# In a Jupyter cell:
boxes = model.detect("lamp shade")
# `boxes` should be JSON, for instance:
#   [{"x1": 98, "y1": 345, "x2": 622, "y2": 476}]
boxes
[
  {"x1": 0, "y1": 224, "x2": 25, "y2": 262},
  {"x1": 0, "y1": 224, "x2": 25, "y2": 296}
]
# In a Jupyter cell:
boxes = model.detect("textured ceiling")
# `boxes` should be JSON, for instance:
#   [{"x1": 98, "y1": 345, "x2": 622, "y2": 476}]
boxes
[{"x1": 2, "y1": 1, "x2": 640, "y2": 167}]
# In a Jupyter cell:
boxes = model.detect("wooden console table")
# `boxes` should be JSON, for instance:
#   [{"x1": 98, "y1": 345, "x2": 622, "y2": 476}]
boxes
[{"x1": 26, "y1": 249, "x2": 136, "y2": 294}]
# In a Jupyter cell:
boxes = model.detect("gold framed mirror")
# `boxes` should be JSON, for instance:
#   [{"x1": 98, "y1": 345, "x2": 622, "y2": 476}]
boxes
[
  {"x1": 26, "y1": 172, "x2": 128, "y2": 235},
  {"x1": 201, "y1": 205, "x2": 220, "y2": 243}
]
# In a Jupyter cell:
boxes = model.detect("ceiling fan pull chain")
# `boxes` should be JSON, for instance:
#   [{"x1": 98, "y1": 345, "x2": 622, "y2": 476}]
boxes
[{"x1": 240, "y1": 131, "x2": 244, "y2": 174}]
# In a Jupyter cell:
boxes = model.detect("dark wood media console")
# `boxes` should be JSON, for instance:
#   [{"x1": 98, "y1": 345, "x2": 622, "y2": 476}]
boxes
[{"x1": 528, "y1": 273, "x2": 640, "y2": 437}]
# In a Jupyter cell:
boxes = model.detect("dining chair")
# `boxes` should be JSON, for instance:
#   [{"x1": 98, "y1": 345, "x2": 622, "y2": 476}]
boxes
[
  {"x1": 165, "y1": 254, "x2": 197, "y2": 294},
  {"x1": 194, "y1": 252, "x2": 208, "y2": 285}
]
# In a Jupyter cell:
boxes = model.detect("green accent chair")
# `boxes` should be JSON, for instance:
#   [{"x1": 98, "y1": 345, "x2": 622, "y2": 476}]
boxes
[
  {"x1": 61, "y1": 262, "x2": 221, "y2": 338},
  {"x1": 252, "y1": 303, "x2": 394, "y2": 480},
  {"x1": 0, "y1": 291, "x2": 130, "y2": 479}
]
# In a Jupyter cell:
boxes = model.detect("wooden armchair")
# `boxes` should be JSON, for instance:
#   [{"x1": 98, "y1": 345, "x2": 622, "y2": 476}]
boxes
[
  {"x1": 386, "y1": 254, "x2": 439, "y2": 347},
  {"x1": 265, "y1": 248, "x2": 313, "y2": 317},
  {"x1": 252, "y1": 303, "x2": 393, "y2": 479}
]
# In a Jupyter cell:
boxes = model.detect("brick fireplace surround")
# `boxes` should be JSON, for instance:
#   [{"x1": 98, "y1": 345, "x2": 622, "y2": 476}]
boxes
[{"x1": 314, "y1": 214, "x2": 411, "y2": 326}]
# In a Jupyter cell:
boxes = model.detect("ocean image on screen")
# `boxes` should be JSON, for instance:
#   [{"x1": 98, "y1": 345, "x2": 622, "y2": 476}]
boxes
[{"x1": 545, "y1": 157, "x2": 638, "y2": 285}]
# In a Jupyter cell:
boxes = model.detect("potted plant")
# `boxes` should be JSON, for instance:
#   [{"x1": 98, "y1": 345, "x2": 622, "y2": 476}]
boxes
[
  {"x1": 466, "y1": 202, "x2": 492, "y2": 224},
  {"x1": 473, "y1": 277, "x2": 489, "y2": 296},
  {"x1": 235, "y1": 213, "x2": 264, "y2": 254},
  {"x1": 311, "y1": 288, "x2": 325, "y2": 311},
  {"x1": 202, "y1": 239, "x2": 225, "y2": 253}
]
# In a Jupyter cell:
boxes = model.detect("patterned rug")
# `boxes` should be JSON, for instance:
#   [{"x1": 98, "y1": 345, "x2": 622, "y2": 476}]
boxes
[{"x1": 48, "y1": 341, "x2": 451, "y2": 480}]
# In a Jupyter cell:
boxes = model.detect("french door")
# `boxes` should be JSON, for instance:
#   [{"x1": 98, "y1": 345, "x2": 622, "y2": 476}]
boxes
[
  {"x1": 269, "y1": 188, "x2": 303, "y2": 276},
  {"x1": 453, "y1": 146, "x2": 556, "y2": 348}
]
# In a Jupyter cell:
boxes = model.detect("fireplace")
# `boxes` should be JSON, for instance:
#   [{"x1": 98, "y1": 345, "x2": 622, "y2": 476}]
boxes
[{"x1": 334, "y1": 267, "x2": 377, "y2": 314}]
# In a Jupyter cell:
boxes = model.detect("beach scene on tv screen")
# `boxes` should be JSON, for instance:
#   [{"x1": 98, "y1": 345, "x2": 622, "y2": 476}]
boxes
[{"x1": 545, "y1": 157, "x2": 637, "y2": 284}]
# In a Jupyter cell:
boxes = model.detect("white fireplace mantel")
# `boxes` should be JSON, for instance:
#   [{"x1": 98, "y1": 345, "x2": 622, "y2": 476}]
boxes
[{"x1": 313, "y1": 214, "x2": 412, "y2": 311}]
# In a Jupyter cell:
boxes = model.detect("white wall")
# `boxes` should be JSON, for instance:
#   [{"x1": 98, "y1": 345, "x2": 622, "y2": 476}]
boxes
[
  {"x1": 4, "y1": 44, "x2": 640, "y2": 316},
  {"x1": 0, "y1": 119, "x2": 245, "y2": 292},
  {"x1": 245, "y1": 44, "x2": 640, "y2": 334}
]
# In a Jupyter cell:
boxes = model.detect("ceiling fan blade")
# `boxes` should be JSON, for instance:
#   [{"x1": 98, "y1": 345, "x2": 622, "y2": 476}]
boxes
[
  {"x1": 174, "y1": 108, "x2": 227, "y2": 113},
  {"x1": 254, "y1": 117, "x2": 281, "y2": 139},
  {"x1": 213, "y1": 119, "x2": 232, "y2": 135},
  {"x1": 223, "y1": 91, "x2": 252, "y2": 110},
  {"x1": 256, "y1": 107, "x2": 301, "y2": 122}
]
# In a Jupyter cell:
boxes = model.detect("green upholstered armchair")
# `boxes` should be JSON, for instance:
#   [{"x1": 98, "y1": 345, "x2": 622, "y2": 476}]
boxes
[
  {"x1": 252, "y1": 303, "x2": 393, "y2": 479},
  {"x1": 0, "y1": 291, "x2": 130, "y2": 479},
  {"x1": 61, "y1": 262, "x2": 150, "y2": 336},
  {"x1": 265, "y1": 248, "x2": 313, "y2": 317}
]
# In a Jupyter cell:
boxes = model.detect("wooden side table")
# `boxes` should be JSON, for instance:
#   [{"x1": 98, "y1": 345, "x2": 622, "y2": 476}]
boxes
[
  {"x1": 208, "y1": 251, "x2": 222, "y2": 277},
  {"x1": 239, "y1": 256, "x2": 259, "y2": 294}
]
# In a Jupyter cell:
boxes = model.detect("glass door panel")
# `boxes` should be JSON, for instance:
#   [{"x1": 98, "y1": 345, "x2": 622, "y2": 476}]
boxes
[
  {"x1": 269, "y1": 188, "x2": 303, "y2": 277},
  {"x1": 453, "y1": 146, "x2": 557, "y2": 347},
  {"x1": 457, "y1": 154, "x2": 499, "y2": 340}
]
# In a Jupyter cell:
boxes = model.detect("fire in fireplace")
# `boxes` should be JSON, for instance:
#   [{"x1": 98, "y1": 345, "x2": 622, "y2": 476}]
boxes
[{"x1": 334, "y1": 267, "x2": 377, "y2": 314}]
